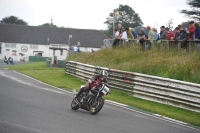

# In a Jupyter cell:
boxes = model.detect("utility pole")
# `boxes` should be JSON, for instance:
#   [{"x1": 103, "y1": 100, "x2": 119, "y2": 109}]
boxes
[
  {"x1": 113, "y1": 9, "x2": 115, "y2": 39},
  {"x1": 51, "y1": 16, "x2": 53, "y2": 26},
  {"x1": 68, "y1": 35, "x2": 72, "y2": 56}
]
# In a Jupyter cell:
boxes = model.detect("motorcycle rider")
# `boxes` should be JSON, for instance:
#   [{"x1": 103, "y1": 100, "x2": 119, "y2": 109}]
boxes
[{"x1": 75, "y1": 70, "x2": 109, "y2": 100}]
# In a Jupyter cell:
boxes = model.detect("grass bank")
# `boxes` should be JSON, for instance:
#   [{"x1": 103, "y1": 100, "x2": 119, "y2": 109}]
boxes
[
  {"x1": 5, "y1": 62, "x2": 200, "y2": 127},
  {"x1": 68, "y1": 47, "x2": 200, "y2": 84}
]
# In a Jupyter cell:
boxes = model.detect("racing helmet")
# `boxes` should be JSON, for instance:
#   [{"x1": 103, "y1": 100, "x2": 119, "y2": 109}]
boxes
[{"x1": 99, "y1": 70, "x2": 109, "y2": 77}]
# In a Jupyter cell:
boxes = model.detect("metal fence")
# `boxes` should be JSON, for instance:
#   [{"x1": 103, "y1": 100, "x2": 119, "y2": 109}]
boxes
[
  {"x1": 103, "y1": 39, "x2": 200, "y2": 53},
  {"x1": 66, "y1": 61, "x2": 200, "y2": 113}
]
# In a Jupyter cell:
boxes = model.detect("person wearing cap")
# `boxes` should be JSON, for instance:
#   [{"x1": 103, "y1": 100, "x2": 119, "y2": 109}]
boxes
[
  {"x1": 160, "y1": 26, "x2": 167, "y2": 40},
  {"x1": 146, "y1": 26, "x2": 154, "y2": 50},
  {"x1": 188, "y1": 21, "x2": 195, "y2": 40}
]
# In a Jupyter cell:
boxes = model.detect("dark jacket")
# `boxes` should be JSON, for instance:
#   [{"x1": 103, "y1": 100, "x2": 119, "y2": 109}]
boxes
[
  {"x1": 160, "y1": 31, "x2": 167, "y2": 40},
  {"x1": 176, "y1": 30, "x2": 188, "y2": 40},
  {"x1": 132, "y1": 32, "x2": 137, "y2": 39},
  {"x1": 195, "y1": 27, "x2": 200, "y2": 39}
]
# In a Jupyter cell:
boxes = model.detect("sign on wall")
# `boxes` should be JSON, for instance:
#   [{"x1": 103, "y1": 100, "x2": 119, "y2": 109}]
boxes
[{"x1": 21, "y1": 45, "x2": 28, "y2": 52}]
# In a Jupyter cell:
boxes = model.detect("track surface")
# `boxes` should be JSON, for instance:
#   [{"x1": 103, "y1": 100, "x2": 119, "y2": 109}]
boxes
[{"x1": 0, "y1": 69, "x2": 199, "y2": 133}]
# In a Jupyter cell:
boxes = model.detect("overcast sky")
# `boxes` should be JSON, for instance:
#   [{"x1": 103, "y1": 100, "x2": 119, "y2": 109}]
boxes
[{"x1": 0, "y1": 0, "x2": 192, "y2": 30}]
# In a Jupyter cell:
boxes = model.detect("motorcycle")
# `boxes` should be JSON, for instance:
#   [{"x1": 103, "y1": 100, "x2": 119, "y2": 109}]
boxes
[{"x1": 71, "y1": 83, "x2": 111, "y2": 115}]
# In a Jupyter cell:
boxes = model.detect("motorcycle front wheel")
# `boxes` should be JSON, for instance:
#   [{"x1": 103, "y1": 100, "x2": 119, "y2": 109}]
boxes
[
  {"x1": 71, "y1": 98, "x2": 80, "y2": 110},
  {"x1": 90, "y1": 97, "x2": 104, "y2": 115}
]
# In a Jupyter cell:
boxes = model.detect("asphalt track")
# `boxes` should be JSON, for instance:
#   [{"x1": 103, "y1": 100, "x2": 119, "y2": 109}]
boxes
[{"x1": 0, "y1": 69, "x2": 199, "y2": 133}]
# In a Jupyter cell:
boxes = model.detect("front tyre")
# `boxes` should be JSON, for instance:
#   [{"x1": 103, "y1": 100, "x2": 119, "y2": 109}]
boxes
[
  {"x1": 71, "y1": 98, "x2": 79, "y2": 110},
  {"x1": 90, "y1": 97, "x2": 104, "y2": 115}
]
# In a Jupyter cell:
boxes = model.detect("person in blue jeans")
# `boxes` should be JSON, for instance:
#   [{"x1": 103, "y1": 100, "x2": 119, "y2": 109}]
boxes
[{"x1": 194, "y1": 23, "x2": 200, "y2": 53}]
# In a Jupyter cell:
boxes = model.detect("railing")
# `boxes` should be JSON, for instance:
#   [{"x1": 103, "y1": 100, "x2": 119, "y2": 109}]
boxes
[
  {"x1": 66, "y1": 61, "x2": 200, "y2": 113},
  {"x1": 103, "y1": 39, "x2": 200, "y2": 53}
]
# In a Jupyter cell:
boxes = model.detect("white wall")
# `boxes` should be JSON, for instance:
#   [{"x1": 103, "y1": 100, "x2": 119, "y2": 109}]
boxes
[
  {"x1": 0, "y1": 43, "x2": 68, "y2": 61},
  {"x1": 0, "y1": 42, "x2": 101, "y2": 62}
]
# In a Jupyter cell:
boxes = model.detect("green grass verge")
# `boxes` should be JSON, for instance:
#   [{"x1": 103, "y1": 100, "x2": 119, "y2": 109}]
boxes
[
  {"x1": 5, "y1": 62, "x2": 200, "y2": 127},
  {"x1": 68, "y1": 46, "x2": 200, "y2": 84}
]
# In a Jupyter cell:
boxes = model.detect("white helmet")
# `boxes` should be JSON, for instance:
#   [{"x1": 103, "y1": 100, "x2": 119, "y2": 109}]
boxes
[{"x1": 99, "y1": 70, "x2": 109, "y2": 77}]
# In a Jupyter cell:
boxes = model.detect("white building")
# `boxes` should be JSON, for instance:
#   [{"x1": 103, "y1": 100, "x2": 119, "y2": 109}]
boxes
[{"x1": 0, "y1": 24, "x2": 108, "y2": 63}]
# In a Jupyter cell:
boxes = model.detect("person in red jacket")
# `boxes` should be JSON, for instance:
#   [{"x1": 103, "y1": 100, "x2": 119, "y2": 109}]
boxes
[
  {"x1": 188, "y1": 21, "x2": 195, "y2": 40},
  {"x1": 165, "y1": 27, "x2": 175, "y2": 40}
]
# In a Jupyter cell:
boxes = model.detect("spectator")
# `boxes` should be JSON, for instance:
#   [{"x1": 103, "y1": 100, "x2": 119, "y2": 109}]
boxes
[
  {"x1": 146, "y1": 26, "x2": 154, "y2": 50},
  {"x1": 138, "y1": 28, "x2": 148, "y2": 50},
  {"x1": 73, "y1": 45, "x2": 78, "y2": 53},
  {"x1": 188, "y1": 21, "x2": 195, "y2": 40},
  {"x1": 176, "y1": 27, "x2": 188, "y2": 40},
  {"x1": 165, "y1": 27, "x2": 175, "y2": 40},
  {"x1": 194, "y1": 23, "x2": 200, "y2": 53},
  {"x1": 160, "y1": 26, "x2": 167, "y2": 40},
  {"x1": 175, "y1": 27, "x2": 188, "y2": 49},
  {"x1": 121, "y1": 27, "x2": 128, "y2": 42},
  {"x1": 159, "y1": 26, "x2": 163, "y2": 38},
  {"x1": 130, "y1": 28, "x2": 137, "y2": 39},
  {"x1": 174, "y1": 27, "x2": 180, "y2": 40},
  {"x1": 152, "y1": 28, "x2": 159, "y2": 40},
  {"x1": 118, "y1": 24, "x2": 123, "y2": 38},
  {"x1": 91, "y1": 49, "x2": 95, "y2": 53},
  {"x1": 112, "y1": 28, "x2": 120, "y2": 47},
  {"x1": 126, "y1": 28, "x2": 134, "y2": 40}
]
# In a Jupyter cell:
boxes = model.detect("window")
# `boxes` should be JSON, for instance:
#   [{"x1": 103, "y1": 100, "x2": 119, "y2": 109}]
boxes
[
  {"x1": 4, "y1": 43, "x2": 16, "y2": 48},
  {"x1": 10, "y1": 44, "x2": 16, "y2": 48},
  {"x1": 60, "y1": 50, "x2": 63, "y2": 56},
  {"x1": 30, "y1": 45, "x2": 38, "y2": 49}
]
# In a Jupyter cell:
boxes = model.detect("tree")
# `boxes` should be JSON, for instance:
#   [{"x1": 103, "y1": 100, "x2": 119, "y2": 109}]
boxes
[
  {"x1": 104, "y1": 5, "x2": 144, "y2": 38},
  {"x1": 0, "y1": 16, "x2": 28, "y2": 25},
  {"x1": 39, "y1": 23, "x2": 57, "y2": 27},
  {"x1": 166, "y1": 19, "x2": 173, "y2": 30},
  {"x1": 180, "y1": 0, "x2": 200, "y2": 21}
]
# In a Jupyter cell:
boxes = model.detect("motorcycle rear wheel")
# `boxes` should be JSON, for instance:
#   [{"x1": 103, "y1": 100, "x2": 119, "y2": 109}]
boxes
[
  {"x1": 71, "y1": 98, "x2": 80, "y2": 110},
  {"x1": 90, "y1": 97, "x2": 104, "y2": 115}
]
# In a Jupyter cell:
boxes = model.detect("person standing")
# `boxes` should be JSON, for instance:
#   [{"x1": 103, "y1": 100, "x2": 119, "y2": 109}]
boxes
[
  {"x1": 126, "y1": 28, "x2": 134, "y2": 40},
  {"x1": 194, "y1": 23, "x2": 200, "y2": 53},
  {"x1": 112, "y1": 28, "x2": 120, "y2": 47},
  {"x1": 118, "y1": 24, "x2": 123, "y2": 38},
  {"x1": 165, "y1": 27, "x2": 175, "y2": 40},
  {"x1": 160, "y1": 26, "x2": 167, "y2": 40},
  {"x1": 188, "y1": 21, "x2": 195, "y2": 40},
  {"x1": 152, "y1": 28, "x2": 158, "y2": 40},
  {"x1": 138, "y1": 28, "x2": 148, "y2": 51},
  {"x1": 130, "y1": 28, "x2": 137, "y2": 39},
  {"x1": 146, "y1": 26, "x2": 154, "y2": 50},
  {"x1": 121, "y1": 27, "x2": 128, "y2": 42}
]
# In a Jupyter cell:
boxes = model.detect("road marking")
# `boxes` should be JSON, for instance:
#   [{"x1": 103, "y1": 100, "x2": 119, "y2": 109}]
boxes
[{"x1": 8, "y1": 71, "x2": 200, "y2": 131}]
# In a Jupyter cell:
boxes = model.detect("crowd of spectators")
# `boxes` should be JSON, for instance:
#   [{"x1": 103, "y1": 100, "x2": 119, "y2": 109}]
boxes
[{"x1": 112, "y1": 21, "x2": 200, "y2": 52}]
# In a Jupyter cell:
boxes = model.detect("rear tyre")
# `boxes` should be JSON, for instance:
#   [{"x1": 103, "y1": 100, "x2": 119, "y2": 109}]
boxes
[
  {"x1": 90, "y1": 97, "x2": 104, "y2": 115},
  {"x1": 71, "y1": 98, "x2": 80, "y2": 110}
]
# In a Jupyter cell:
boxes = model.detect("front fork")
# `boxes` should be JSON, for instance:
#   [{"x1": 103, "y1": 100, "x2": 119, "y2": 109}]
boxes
[{"x1": 92, "y1": 92, "x2": 100, "y2": 107}]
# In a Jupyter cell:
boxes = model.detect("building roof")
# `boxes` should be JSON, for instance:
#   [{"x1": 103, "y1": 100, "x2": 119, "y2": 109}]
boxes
[
  {"x1": 0, "y1": 24, "x2": 108, "y2": 48},
  {"x1": 181, "y1": 22, "x2": 189, "y2": 29}
]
